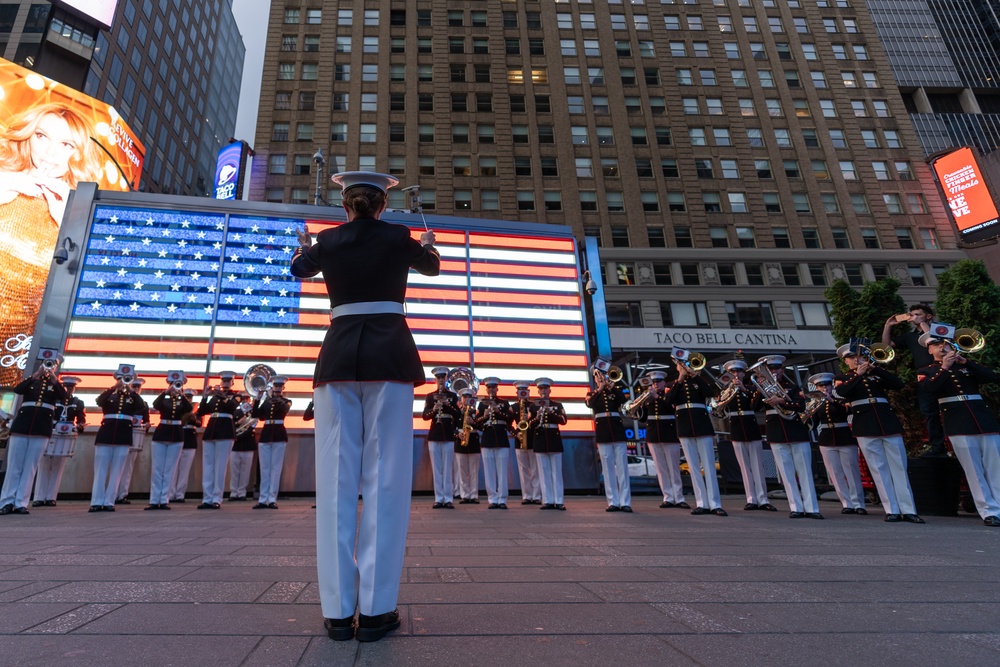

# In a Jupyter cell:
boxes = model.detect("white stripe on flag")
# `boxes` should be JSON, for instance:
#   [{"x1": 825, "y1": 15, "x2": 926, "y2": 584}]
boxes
[{"x1": 471, "y1": 335, "x2": 585, "y2": 352}]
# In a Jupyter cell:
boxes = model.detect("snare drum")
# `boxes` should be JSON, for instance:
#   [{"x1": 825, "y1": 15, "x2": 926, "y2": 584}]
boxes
[
  {"x1": 130, "y1": 429, "x2": 145, "y2": 452},
  {"x1": 44, "y1": 422, "x2": 77, "y2": 457}
]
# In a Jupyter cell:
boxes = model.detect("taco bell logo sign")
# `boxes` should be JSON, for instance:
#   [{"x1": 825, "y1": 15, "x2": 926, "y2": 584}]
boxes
[{"x1": 214, "y1": 142, "x2": 247, "y2": 200}]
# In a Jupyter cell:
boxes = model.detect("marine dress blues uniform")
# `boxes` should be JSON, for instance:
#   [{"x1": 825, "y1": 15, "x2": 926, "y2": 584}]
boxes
[
  {"x1": 32, "y1": 376, "x2": 86, "y2": 507},
  {"x1": 454, "y1": 389, "x2": 483, "y2": 505},
  {"x1": 585, "y1": 367, "x2": 632, "y2": 512},
  {"x1": 0, "y1": 368, "x2": 68, "y2": 515},
  {"x1": 717, "y1": 360, "x2": 773, "y2": 511},
  {"x1": 422, "y1": 367, "x2": 462, "y2": 508},
  {"x1": 639, "y1": 372, "x2": 688, "y2": 509},
  {"x1": 169, "y1": 390, "x2": 201, "y2": 502},
  {"x1": 477, "y1": 379, "x2": 516, "y2": 505},
  {"x1": 116, "y1": 378, "x2": 150, "y2": 504},
  {"x1": 229, "y1": 394, "x2": 257, "y2": 501},
  {"x1": 918, "y1": 335, "x2": 1000, "y2": 526},
  {"x1": 146, "y1": 376, "x2": 193, "y2": 509},
  {"x1": 834, "y1": 344, "x2": 922, "y2": 523},
  {"x1": 530, "y1": 378, "x2": 568, "y2": 510},
  {"x1": 665, "y1": 367, "x2": 726, "y2": 516},
  {"x1": 290, "y1": 171, "x2": 440, "y2": 640},
  {"x1": 808, "y1": 373, "x2": 866, "y2": 514},
  {"x1": 91, "y1": 376, "x2": 142, "y2": 512},
  {"x1": 510, "y1": 381, "x2": 541, "y2": 504},
  {"x1": 197, "y1": 372, "x2": 239, "y2": 509},
  {"x1": 253, "y1": 376, "x2": 293, "y2": 509}
]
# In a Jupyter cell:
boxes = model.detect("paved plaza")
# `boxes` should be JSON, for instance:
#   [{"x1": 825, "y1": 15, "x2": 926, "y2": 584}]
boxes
[{"x1": 0, "y1": 494, "x2": 998, "y2": 666}]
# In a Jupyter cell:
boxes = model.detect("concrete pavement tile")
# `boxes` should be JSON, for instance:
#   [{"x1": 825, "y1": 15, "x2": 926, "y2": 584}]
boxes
[
  {"x1": 409, "y1": 603, "x2": 690, "y2": 635},
  {"x1": 74, "y1": 544, "x2": 242, "y2": 555},
  {"x1": 400, "y1": 582, "x2": 600, "y2": 605},
  {"x1": 662, "y1": 632, "x2": 1000, "y2": 666},
  {"x1": 256, "y1": 582, "x2": 310, "y2": 604},
  {"x1": 782, "y1": 581, "x2": 1000, "y2": 603},
  {"x1": 0, "y1": 581, "x2": 67, "y2": 602},
  {"x1": 774, "y1": 554, "x2": 957, "y2": 567},
  {"x1": 563, "y1": 554, "x2": 772, "y2": 567},
  {"x1": 295, "y1": 583, "x2": 320, "y2": 604},
  {"x1": 230, "y1": 546, "x2": 317, "y2": 556},
  {"x1": 0, "y1": 603, "x2": 81, "y2": 633},
  {"x1": 466, "y1": 566, "x2": 696, "y2": 583},
  {"x1": 0, "y1": 635, "x2": 259, "y2": 667},
  {"x1": 207, "y1": 537, "x2": 314, "y2": 546},
  {"x1": 180, "y1": 554, "x2": 316, "y2": 567},
  {"x1": 674, "y1": 565, "x2": 1000, "y2": 583},
  {"x1": 72, "y1": 603, "x2": 324, "y2": 635},
  {"x1": 955, "y1": 633, "x2": 1000, "y2": 654},
  {"x1": 294, "y1": 635, "x2": 364, "y2": 665},
  {"x1": 0, "y1": 554, "x2": 144, "y2": 566},
  {"x1": 176, "y1": 566, "x2": 318, "y2": 582},
  {"x1": 0, "y1": 566, "x2": 200, "y2": 582},
  {"x1": 350, "y1": 634, "x2": 698, "y2": 666},
  {"x1": 651, "y1": 602, "x2": 783, "y2": 633},
  {"x1": 240, "y1": 636, "x2": 311, "y2": 667},
  {"x1": 22, "y1": 604, "x2": 122, "y2": 634},
  {"x1": 23, "y1": 581, "x2": 273, "y2": 604},
  {"x1": 582, "y1": 581, "x2": 824, "y2": 604},
  {"x1": 406, "y1": 554, "x2": 560, "y2": 566}
]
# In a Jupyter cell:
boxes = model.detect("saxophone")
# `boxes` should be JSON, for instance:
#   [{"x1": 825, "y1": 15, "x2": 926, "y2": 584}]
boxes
[
  {"x1": 516, "y1": 398, "x2": 531, "y2": 449},
  {"x1": 458, "y1": 404, "x2": 475, "y2": 448}
]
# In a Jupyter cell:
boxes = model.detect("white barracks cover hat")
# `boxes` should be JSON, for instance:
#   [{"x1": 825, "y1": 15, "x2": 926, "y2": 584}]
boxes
[{"x1": 331, "y1": 171, "x2": 399, "y2": 194}]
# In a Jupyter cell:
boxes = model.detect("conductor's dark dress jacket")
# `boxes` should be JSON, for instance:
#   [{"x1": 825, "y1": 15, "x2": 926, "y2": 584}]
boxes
[{"x1": 290, "y1": 216, "x2": 441, "y2": 384}]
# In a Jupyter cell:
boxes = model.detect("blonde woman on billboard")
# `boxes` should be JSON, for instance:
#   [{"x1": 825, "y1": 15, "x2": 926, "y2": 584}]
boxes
[{"x1": 0, "y1": 103, "x2": 102, "y2": 386}]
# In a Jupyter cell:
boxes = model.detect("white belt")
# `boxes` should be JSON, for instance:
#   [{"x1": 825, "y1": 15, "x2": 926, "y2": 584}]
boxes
[
  {"x1": 330, "y1": 300, "x2": 404, "y2": 320},
  {"x1": 263, "y1": 419, "x2": 284, "y2": 424},
  {"x1": 183, "y1": 425, "x2": 196, "y2": 429},
  {"x1": 103, "y1": 413, "x2": 132, "y2": 420},
  {"x1": 160, "y1": 419, "x2": 182, "y2": 425},
  {"x1": 765, "y1": 409, "x2": 788, "y2": 416},
  {"x1": 649, "y1": 415, "x2": 675, "y2": 420},
  {"x1": 817, "y1": 422, "x2": 849, "y2": 432},
  {"x1": 939, "y1": 394, "x2": 983, "y2": 404},
  {"x1": 593, "y1": 412, "x2": 621, "y2": 419},
  {"x1": 486, "y1": 420, "x2": 507, "y2": 426},
  {"x1": 727, "y1": 410, "x2": 753, "y2": 417},
  {"x1": 33, "y1": 403, "x2": 56, "y2": 410},
  {"x1": 849, "y1": 397, "x2": 889, "y2": 407},
  {"x1": 677, "y1": 403, "x2": 706, "y2": 410},
  {"x1": 211, "y1": 413, "x2": 233, "y2": 419},
  {"x1": 539, "y1": 424, "x2": 558, "y2": 429}
]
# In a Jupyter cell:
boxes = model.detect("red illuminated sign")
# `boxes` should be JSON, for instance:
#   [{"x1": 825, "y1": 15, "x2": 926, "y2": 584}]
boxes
[{"x1": 931, "y1": 147, "x2": 1000, "y2": 243}]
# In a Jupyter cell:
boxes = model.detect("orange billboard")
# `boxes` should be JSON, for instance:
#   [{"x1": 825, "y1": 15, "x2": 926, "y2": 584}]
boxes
[
  {"x1": 0, "y1": 57, "x2": 144, "y2": 387},
  {"x1": 931, "y1": 146, "x2": 1000, "y2": 243}
]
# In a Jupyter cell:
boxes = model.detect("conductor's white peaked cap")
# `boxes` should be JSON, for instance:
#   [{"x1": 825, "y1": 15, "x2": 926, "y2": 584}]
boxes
[{"x1": 331, "y1": 171, "x2": 399, "y2": 194}]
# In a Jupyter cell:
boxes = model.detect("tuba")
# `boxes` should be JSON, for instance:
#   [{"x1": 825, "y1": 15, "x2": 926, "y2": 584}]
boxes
[
  {"x1": 234, "y1": 401, "x2": 258, "y2": 436},
  {"x1": 244, "y1": 364, "x2": 277, "y2": 399},
  {"x1": 748, "y1": 359, "x2": 797, "y2": 420},
  {"x1": 448, "y1": 367, "x2": 479, "y2": 395}
]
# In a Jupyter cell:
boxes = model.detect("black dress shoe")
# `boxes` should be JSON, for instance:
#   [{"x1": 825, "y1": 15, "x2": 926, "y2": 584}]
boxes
[
  {"x1": 690, "y1": 507, "x2": 710, "y2": 515},
  {"x1": 160, "y1": 504, "x2": 171, "y2": 510},
  {"x1": 789, "y1": 512, "x2": 806, "y2": 519},
  {"x1": 356, "y1": 609, "x2": 401, "y2": 642},
  {"x1": 760, "y1": 503, "x2": 778, "y2": 512},
  {"x1": 984, "y1": 516, "x2": 1000, "y2": 527},
  {"x1": 676, "y1": 501, "x2": 691, "y2": 509},
  {"x1": 102, "y1": 505, "x2": 115, "y2": 512},
  {"x1": 884, "y1": 514, "x2": 902, "y2": 522},
  {"x1": 267, "y1": 502, "x2": 279, "y2": 509},
  {"x1": 499, "y1": 503, "x2": 508, "y2": 509},
  {"x1": 11, "y1": 506, "x2": 29, "y2": 514},
  {"x1": 807, "y1": 512, "x2": 825, "y2": 520},
  {"x1": 470, "y1": 499, "x2": 480, "y2": 504},
  {"x1": 252, "y1": 502, "x2": 267, "y2": 509},
  {"x1": 606, "y1": 505, "x2": 621, "y2": 512},
  {"x1": 432, "y1": 502, "x2": 444, "y2": 509},
  {"x1": 487, "y1": 503, "x2": 497, "y2": 509},
  {"x1": 88, "y1": 506, "x2": 101, "y2": 513},
  {"x1": 712, "y1": 508, "x2": 728, "y2": 517},
  {"x1": 0, "y1": 503, "x2": 13, "y2": 515},
  {"x1": 855, "y1": 508, "x2": 868, "y2": 515},
  {"x1": 45, "y1": 500, "x2": 57, "y2": 507},
  {"x1": 197, "y1": 503, "x2": 213, "y2": 510},
  {"x1": 743, "y1": 503, "x2": 759, "y2": 511},
  {"x1": 659, "y1": 501, "x2": 675, "y2": 508},
  {"x1": 324, "y1": 616, "x2": 355, "y2": 641},
  {"x1": 902, "y1": 514, "x2": 925, "y2": 524},
  {"x1": 31, "y1": 500, "x2": 45, "y2": 508},
  {"x1": 144, "y1": 505, "x2": 157, "y2": 511},
  {"x1": 621, "y1": 506, "x2": 633, "y2": 513},
  {"x1": 540, "y1": 503, "x2": 556, "y2": 510},
  {"x1": 117, "y1": 498, "x2": 131, "y2": 505},
  {"x1": 521, "y1": 499, "x2": 532, "y2": 505},
  {"x1": 212, "y1": 503, "x2": 221, "y2": 509},
  {"x1": 532, "y1": 499, "x2": 543, "y2": 505},
  {"x1": 444, "y1": 502, "x2": 454, "y2": 509},
  {"x1": 459, "y1": 499, "x2": 470, "y2": 504},
  {"x1": 841, "y1": 507, "x2": 856, "y2": 514},
  {"x1": 173, "y1": 498, "x2": 186, "y2": 503},
  {"x1": 556, "y1": 504, "x2": 566, "y2": 510}
]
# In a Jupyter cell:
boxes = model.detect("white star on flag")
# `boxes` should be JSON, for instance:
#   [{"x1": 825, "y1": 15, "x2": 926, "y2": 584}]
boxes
[
  {"x1": 210, "y1": 263, "x2": 219, "y2": 270},
  {"x1": 241, "y1": 307, "x2": 252, "y2": 316},
  {"x1": 207, "y1": 285, "x2": 216, "y2": 293},
  {"x1": 181, "y1": 220, "x2": 190, "y2": 228},
  {"x1": 133, "y1": 280, "x2": 144, "y2": 290},
  {"x1": 178, "y1": 240, "x2": 188, "y2": 248},
  {"x1": 246, "y1": 266, "x2": 255, "y2": 273},
  {"x1": 101, "y1": 257, "x2": 111, "y2": 265},
  {"x1": 229, "y1": 254, "x2": 239, "y2": 262},
  {"x1": 91, "y1": 301, "x2": 102, "y2": 309},
  {"x1": 190, "y1": 272, "x2": 201, "y2": 281},
  {"x1": 227, "y1": 274, "x2": 237, "y2": 282},
  {"x1": 171, "y1": 283, "x2": 180, "y2": 291},
  {"x1": 283, "y1": 247, "x2": 292, "y2": 254},
  {"x1": 154, "y1": 271, "x2": 164, "y2": 278},
  {"x1": 142, "y1": 238, "x2": 151, "y2": 246},
  {"x1": 225, "y1": 296, "x2": 235, "y2": 304},
  {"x1": 146, "y1": 217, "x2": 155, "y2": 225},
  {"x1": 162, "y1": 228, "x2": 171, "y2": 236},
  {"x1": 284, "y1": 226, "x2": 293, "y2": 234},
  {"x1": 110, "y1": 215, "x2": 119, "y2": 223},
  {"x1": 138, "y1": 259, "x2": 148, "y2": 267},
  {"x1": 129, "y1": 303, "x2": 140, "y2": 312},
  {"x1": 150, "y1": 293, "x2": 160, "y2": 301},
  {"x1": 251, "y1": 224, "x2": 260, "y2": 233},
  {"x1": 243, "y1": 286, "x2": 253, "y2": 295},
  {"x1": 264, "y1": 256, "x2": 273, "y2": 264},
  {"x1": 260, "y1": 298, "x2": 269, "y2": 306},
  {"x1": 187, "y1": 295, "x2": 197, "y2": 303},
  {"x1": 204, "y1": 305, "x2": 214, "y2": 315},
  {"x1": 262, "y1": 276, "x2": 272, "y2": 285},
  {"x1": 277, "y1": 309, "x2": 286, "y2": 317},
  {"x1": 278, "y1": 289, "x2": 288, "y2": 297},
  {"x1": 113, "y1": 291, "x2": 122, "y2": 299},
  {"x1": 248, "y1": 244, "x2": 258, "y2": 252},
  {"x1": 174, "y1": 261, "x2": 183, "y2": 269},
  {"x1": 125, "y1": 226, "x2": 134, "y2": 234},
  {"x1": 158, "y1": 250, "x2": 168, "y2": 258},
  {"x1": 122, "y1": 247, "x2": 131, "y2": 255},
  {"x1": 117, "y1": 268, "x2": 127, "y2": 277},
  {"x1": 233, "y1": 234, "x2": 241, "y2": 241},
  {"x1": 267, "y1": 236, "x2": 276, "y2": 243},
  {"x1": 213, "y1": 242, "x2": 222, "y2": 249},
  {"x1": 197, "y1": 231, "x2": 206, "y2": 239},
  {"x1": 216, "y1": 222, "x2": 225, "y2": 230},
  {"x1": 194, "y1": 252, "x2": 203, "y2": 260},
  {"x1": 105, "y1": 235, "x2": 116, "y2": 243},
  {"x1": 96, "y1": 279, "x2": 106, "y2": 288},
  {"x1": 167, "y1": 304, "x2": 177, "y2": 313}
]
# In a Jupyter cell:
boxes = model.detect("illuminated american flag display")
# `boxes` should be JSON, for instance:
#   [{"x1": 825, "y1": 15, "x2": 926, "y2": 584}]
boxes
[{"x1": 62, "y1": 205, "x2": 594, "y2": 432}]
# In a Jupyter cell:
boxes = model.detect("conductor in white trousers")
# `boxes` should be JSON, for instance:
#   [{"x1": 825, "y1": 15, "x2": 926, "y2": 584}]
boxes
[{"x1": 291, "y1": 171, "x2": 440, "y2": 642}]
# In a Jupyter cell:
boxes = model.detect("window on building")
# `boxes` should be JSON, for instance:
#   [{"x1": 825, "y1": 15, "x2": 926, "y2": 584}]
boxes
[
  {"x1": 745, "y1": 264, "x2": 765, "y2": 286},
  {"x1": 727, "y1": 302, "x2": 775, "y2": 328},
  {"x1": 792, "y1": 302, "x2": 833, "y2": 328},
  {"x1": 909, "y1": 265, "x2": 927, "y2": 286},
  {"x1": 802, "y1": 228, "x2": 821, "y2": 248},
  {"x1": 896, "y1": 227, "x2": 914, "y2": 248},
  {"x1": 648, "y1": 227, "x2": 667, "y2": 248},
  {"x1": 607, "y1": 303, "x2": 643, "y2": 327},
  {"x1": 675, "y1": 226, "x2": 693, "y2": 247},
  {"x1": 773, "y1": 227, "x2": 791, "y2": 248},
  {"x1": 920, "y1": 228, "x2": 939, "y2": 249},
  {"x1": 884, "y1": 194, "x2": 904, "y2": 214}
]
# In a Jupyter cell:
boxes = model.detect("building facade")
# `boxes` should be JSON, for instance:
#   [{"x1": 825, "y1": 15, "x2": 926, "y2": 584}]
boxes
[
  {"x1": 0, "y1": 0, "x2": 245, "y2": 195},
  {"x1": 251, "y1": 0, "x2": 964, "y2": 370}
]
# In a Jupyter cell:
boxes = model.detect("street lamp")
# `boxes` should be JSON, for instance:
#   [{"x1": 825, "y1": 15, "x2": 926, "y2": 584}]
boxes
[{"x1": 313, "y1": 148, "x2": 326, "y2": 206}]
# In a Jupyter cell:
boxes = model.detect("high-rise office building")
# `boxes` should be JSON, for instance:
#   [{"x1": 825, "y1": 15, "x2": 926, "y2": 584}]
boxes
[
  {"x1": 251, "y1": 1, "x2": 965, "y2": 367},
  {"x1": 0, "y1": 0, "x2": 245, "y2": 195}
]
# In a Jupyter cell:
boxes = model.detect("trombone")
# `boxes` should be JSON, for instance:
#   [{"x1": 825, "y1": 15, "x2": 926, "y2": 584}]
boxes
[
  {"x1": 857, "y1": 343, "x2": 895, "y2": 365},
  {"x1": 951, "y1": 328, "x2": 986, "y2": 354}
]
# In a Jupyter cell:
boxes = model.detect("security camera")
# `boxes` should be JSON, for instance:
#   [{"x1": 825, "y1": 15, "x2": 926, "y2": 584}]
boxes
[
  {"x1": 53, "y1": 246, "x2": 69, "y2": 265},
  {"x1": 401, "y1": 185, "x2": 420, "y2": 192},
  {"x1": 583, "y1": 270, "x2": 598, "y2": 296},
  {"x1": 313, "y1": 149, "x2": 325, "y2": 164}
]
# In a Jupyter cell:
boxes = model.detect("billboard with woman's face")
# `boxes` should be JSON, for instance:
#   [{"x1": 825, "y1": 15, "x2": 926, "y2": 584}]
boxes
[{"x1": 0, "y1": 57, "x2": 144, "y2": 387}]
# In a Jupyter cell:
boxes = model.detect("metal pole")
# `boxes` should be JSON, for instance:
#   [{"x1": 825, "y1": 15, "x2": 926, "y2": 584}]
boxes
[{"x1": 313, "y1": 149, "x2": 325, "y2": 206}]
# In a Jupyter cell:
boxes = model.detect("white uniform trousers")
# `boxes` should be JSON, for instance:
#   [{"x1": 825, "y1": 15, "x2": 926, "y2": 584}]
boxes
[
  {"x1": 314, "y1": 381, "x2": 414, "y2": 619},
  {"x1": 949, "y1": 434, "x2": 1000, "y2": 519},
  {"x1": 597, "y1": 442, "x2": 631, "y2": 508},
  {"x1": 169, "y1": 449, "x2": 197, "y2": 501},
  {"x1": 427, "y1": 440, "x2": 454, "y2": 504},
  {"x1": 201, "y1": 439, "x2": 234, "y2": 504},
  {"x1": 452, "y1": 450, "x2": 461, "y2": 499},
  {"x1": 514, "y1": 447, "x2": 541, "y2": 501},
  {"x1": 116, "y1": 438, "x2": 142, "y2": 500},
  {"x1": 481, "y1": 447, "x2": 509, "y2": 505},
  {"x1": 857, "y1": 435, "x2": 915, "y2": 515},
  {"x1": 33, "y1": 454, "x2": 69, "y2": 503},
  {"x1": 229, "y1": 451, "x2": 254, "y2": 499},
  {"x1": 148, "y1": 441, "x2": 183, "y2": 505},
  {"x1": 0, "y1": 435, "x2": 47, "y2": 508},
  {"x1": 536, "y1": 452, "x2": 564, "y2": 505},
  {"x1": 258, "y1": 442, "x2": 287, "y2": 505},
  {"x1": 732, "y1": 440, "x2": 770, "y2": 506},
  {"x1": 679, "y1": 436, "x2": 720, "y2": 509},
  {"x1": 648, "y1": 442, "x2": 685, "y2": 504},
  {"x1": 91, "y1": 445, "x2": 130, "y2": 507},
  {"x1": 770, "y1": 442, "x2": 819, "y2": 514},
  {"x1": 819, "y1": 446, "x2": 865, "y2": 511},
  {"x1": 454, "y1": 451, "x2": 480, "y2": 500}
]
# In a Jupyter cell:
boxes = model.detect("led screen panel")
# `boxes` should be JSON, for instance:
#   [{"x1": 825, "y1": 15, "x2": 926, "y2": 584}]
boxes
[
  {"x1": 51, "y1": 1, "x2": 119, "y2": 29},
  {"x1": 59, "y1": 205, "x2": 594, "y2": 432},
  {"x1": 931, "y1": 146, "x2": 1000, "y2": 244},
  {"x1": 213, "y1": 141, "x2": 247, "y2": 200}
]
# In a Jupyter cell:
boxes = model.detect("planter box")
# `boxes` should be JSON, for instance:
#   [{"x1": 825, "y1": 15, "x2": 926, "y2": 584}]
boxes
[{"x1": 907, "y1": 457, "x2": 962, "y2": 516}]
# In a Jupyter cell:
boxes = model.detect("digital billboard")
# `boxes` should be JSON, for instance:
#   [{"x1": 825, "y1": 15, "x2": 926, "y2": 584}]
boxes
[
  {"x1": 213, "y1": 141, "x2": 247, "y2": 200},
  {"x1": 59, "y1": 205, "x2": 594, "y2": 432},
  {"x1": 931, "y1": 146, "x2": 1000, "y2": 244},
  {"x1": 0, "y1": 57, "x2": 144, "y2": 387},
  {"x1": 51, "y1": 1, "x2": 119, "y2": 29}
]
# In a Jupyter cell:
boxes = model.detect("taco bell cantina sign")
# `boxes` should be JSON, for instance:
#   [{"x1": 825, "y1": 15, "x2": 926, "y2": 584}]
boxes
[{"x1": 611, "y1": 328, "x2": 837, "y2": 352}]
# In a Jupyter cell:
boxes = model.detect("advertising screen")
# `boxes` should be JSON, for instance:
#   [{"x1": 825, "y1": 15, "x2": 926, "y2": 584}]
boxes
[
  {"x1": 0, "y1": 58, "x2": 144, "y2": 386},
  {"x1": 213, "y1": 141, "x2": 247, "y2": 200},
  {"x1": 51, "y1": 1, "x2": 119, "y2": 29},
  {"x1": 59, "y1": 205, "x2": 594, "y2": 432},
  {"x1": 931, "y1": 146, "x2": 1000, "y2": 244}
]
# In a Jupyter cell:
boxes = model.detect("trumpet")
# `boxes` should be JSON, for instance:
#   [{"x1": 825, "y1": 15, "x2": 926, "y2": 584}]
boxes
[
  {"x1": 592, "y1": 366, "x2": 623, "y2": 388},
  {"x1": 671, "y1": 348, "x2": 707, "y2": 373},
  {"x1": 858, "y1": 343, "x2": 895, "y2": 365}
]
